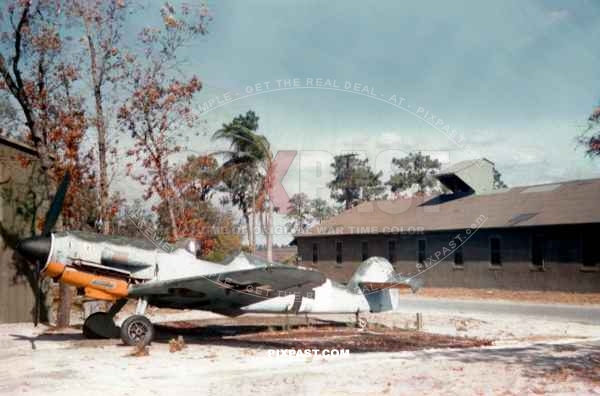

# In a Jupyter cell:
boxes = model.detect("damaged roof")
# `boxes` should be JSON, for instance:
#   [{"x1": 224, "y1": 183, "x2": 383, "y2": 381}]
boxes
[{"x1": 297, "y1": 178, "x2": 600, "y2": 237}]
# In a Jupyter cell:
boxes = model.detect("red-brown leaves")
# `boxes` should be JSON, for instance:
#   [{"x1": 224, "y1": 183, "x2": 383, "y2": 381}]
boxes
[
  {"x1": 0, "y1": 0, "x2": 98, "y2": 230},
  {"x1": 116, "y1": 3, "x2": 211, "y2": 240}
]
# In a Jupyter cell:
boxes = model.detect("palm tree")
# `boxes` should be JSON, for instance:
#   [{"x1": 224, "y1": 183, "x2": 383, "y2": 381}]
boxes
[{"x1": 212, "y1": 111, "x2": 274, "y2": 260}]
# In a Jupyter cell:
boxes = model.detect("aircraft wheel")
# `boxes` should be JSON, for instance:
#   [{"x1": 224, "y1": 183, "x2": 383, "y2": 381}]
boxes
[
  {"x1": 120, "y1": 315, "x2": 154, "y2": 346},
  {"x1": 83, "y1": 312, "x2": 119, "y2": 339}
]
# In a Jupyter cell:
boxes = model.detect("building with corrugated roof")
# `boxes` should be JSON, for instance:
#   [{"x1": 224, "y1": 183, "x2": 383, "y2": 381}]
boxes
[{"x1": 294, "y1": 159, "x2": 600, "y2": 292}]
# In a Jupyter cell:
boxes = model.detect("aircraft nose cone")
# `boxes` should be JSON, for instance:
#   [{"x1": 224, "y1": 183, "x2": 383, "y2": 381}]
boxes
[{"x1": 16, "y1": 236, "x2": 51, "y2": 263}]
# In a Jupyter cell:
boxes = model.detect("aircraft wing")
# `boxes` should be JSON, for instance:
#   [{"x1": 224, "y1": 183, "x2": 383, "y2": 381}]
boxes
[{"x1": 128, "y1": 265, "x2": 327, "y2": 316}]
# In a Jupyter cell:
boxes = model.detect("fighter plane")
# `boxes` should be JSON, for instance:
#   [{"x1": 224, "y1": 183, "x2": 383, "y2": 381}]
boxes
[{"x1": 16, "y1": 175, "x2": 421, "y2": 347}]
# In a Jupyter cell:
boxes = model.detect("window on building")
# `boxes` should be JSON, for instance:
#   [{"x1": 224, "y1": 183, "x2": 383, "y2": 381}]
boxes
[
  {"x1": 531, "y1": 234, "x2": 544, "y2": 268},
  {"x1": 454, "y1": 245, "x2": 464, "y2": 267},
  {"x1": 417, "y1": 239, "x2": 426, "y2": 264},
  {"x1": 361, "y1": 241, "x2": 369, "y2": 261},
  {"x1": 582, "y1": 233, "x2": 598, "y2": 267},
  {"x1": 335, "y1": 241, "x2": 343, "y2": 264},
  {"x1": 557, "y1": 240, "x2": 578, "y2": 262},
  {"x1": 387, "y1": 240, "x2": 396, "y2": 263},
  {"x1": 490, "y1": 237, "x2": 501, "y2": 266},
  {"x1": 312, "y1": 243, "x2": 319, "y2": 264}
]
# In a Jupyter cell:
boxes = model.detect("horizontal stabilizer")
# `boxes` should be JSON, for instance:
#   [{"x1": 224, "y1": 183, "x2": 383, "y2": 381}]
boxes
[{"x1": 360, "y1": 280, "x2": 422, "y2": 294}]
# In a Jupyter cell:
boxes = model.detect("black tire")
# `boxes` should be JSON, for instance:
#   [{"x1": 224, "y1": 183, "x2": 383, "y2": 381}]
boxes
[
  {"x1": 83, "y1": 312, "x2": 119, "y2": 339},
  {"x1": 120, "y1": 315, "x2": 154, "y2": 346}
]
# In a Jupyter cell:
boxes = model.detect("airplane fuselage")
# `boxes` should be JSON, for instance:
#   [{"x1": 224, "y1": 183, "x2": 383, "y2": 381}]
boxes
[{"x1": 21, "y1": 231, "x2": 377, "y2": 316}]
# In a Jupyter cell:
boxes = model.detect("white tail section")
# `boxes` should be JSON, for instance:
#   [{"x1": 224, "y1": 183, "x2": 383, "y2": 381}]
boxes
[{"x1": 347, "y1": 257, "x2": 423, "y2": 312}]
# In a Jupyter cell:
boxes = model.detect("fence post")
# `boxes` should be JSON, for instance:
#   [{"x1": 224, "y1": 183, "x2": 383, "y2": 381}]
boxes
[{"x1": 416, "y1": 312, "x2": 423, "y2": 331}]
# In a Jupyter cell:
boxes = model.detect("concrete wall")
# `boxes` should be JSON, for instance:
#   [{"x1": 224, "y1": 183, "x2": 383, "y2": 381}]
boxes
[{"x1": 297, "y1": 224, "x2": 600, "y2": 292}]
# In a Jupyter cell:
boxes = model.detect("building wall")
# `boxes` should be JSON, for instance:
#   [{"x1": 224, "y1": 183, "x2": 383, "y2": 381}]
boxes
[
  {"x1": 297, "y1": 224, "x2": 600, "y2": 292},
  {"x1": 0, "y1": 141, "x2": 41, "y2": 323},
  {"x1": 0, "y1": 247, "x2": 35, "y2": 323}
]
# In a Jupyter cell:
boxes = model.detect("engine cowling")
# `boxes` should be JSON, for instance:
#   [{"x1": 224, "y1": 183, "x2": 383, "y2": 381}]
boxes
[{"x1": 45, "y1": 262, "x2": 129, "y2": 301}]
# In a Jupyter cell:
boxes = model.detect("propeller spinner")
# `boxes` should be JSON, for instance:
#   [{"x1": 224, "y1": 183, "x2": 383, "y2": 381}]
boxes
[{"x1": 16, "y1": 236, "x2": 51, "y2": 264}]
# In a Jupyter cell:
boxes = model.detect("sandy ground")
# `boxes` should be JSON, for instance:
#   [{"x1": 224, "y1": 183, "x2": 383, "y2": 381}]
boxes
[{"x1": 1, "y1": 306, "x2": 600, "y2": 395}]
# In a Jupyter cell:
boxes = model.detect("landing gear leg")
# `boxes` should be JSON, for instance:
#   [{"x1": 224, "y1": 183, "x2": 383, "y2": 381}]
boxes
[
  {"x1": 135, "y1": 297, "x2": 148, "y2": 315},
  {"x1": 82, "y1": 299, "x2": 126, "y2": 339},
  {"x1": 120, "y1": 298, "x2": 154, "y2": 347}
]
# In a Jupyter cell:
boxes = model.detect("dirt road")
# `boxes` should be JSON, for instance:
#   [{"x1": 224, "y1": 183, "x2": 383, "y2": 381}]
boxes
[{"x1": 400, "y1": 295, "x2": 600, "y2": 324}]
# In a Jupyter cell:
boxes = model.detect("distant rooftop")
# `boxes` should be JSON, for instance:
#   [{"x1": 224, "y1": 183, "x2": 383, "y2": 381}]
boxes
[{"x1": 297, "y1": 177, "x2": 600, "y2": 237}]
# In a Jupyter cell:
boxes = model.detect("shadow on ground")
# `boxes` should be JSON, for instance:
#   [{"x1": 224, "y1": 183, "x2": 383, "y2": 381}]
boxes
[
  {"x1": 152, "y1": 319, "x2": 492, "y2": 353},
  {"x1": 12, "y1": 315, "x2": 491, "y2": 353},
  {"x1": 432, "y1": 341, "x2": 600, "y2": 385}
]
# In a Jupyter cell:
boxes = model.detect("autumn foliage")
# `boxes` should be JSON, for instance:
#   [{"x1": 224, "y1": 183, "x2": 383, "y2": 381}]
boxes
[
  {"x1": 0, "y1": 1, "x2": 227, "y2": 252},
  {"x1": 0, "y1": 0, "x2": 98, "y2": 231},
  {"x1": 118, "y1": 3, "x2": 208, "y2": 241}
]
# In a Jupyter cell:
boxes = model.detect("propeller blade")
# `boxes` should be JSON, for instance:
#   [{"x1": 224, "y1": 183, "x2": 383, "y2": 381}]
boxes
[{"x1": 42, "y1": 172, "x2": 70, "y2": 237}]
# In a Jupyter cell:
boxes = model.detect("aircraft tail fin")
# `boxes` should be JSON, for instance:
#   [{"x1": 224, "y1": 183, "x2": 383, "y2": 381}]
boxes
[{"x1": 347, "y1": 257, "x2": 423, "y2": 312}]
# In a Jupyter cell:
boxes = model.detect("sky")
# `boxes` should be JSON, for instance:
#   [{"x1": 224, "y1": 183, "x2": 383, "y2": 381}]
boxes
[{"x1": 116, "y1": 0, "x2": 600, "y2": 244}]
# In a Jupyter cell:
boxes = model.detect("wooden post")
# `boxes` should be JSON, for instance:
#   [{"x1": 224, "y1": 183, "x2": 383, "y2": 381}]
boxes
[
  {"x1": 57, "y1": 283, "x2": 72, "y2": 328},
  {"x1": 416, "y1": 312, "x2": 423, "y2": 331}
]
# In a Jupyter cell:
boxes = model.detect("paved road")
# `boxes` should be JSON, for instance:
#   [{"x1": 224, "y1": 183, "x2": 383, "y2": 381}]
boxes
[{"x1": 399, "y1": 296, "x2": 600, "y2": 325}]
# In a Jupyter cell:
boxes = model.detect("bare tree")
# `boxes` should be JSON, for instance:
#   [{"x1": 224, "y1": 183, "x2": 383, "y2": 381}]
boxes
[{"x1": 69, "y1": 0, "x2": 131, "y2": 234}]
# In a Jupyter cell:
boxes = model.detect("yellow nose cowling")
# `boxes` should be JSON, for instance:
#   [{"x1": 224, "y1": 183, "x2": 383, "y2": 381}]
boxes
[{"x1": 44, "y1": 261, "x2": 129, "y2": 301}]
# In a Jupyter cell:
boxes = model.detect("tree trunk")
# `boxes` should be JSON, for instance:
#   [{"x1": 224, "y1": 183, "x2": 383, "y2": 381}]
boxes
[
  {"x1": 93, "y1": 91, "x2": 110, "y2": 235},
  {"x1": 250, "y1": 181, "x2": 256, "y2": 253},
  {"x1": 344, "y1": 188, "x2": 352, "y2": 210},
  {"x1": 258, "y1": 203, "x2": 273, "y2": 262},
  {"x1": 95, "y1": 97, "x2": 110, "y2": 235},
  {"x1": 243, "y1": 212, "x2": 252, "y2": 250},
  {"x1": 166, "y1": 199, "x2": 179, "y2": 242},
  {"x1": 266, "y1": 201, "x2": 273, "y2": 262},
  {"x1": 157, "y1": 162, "x2": 178, "y2": 242},
  {"x1": 86, "y1": 32, "x2": 110, "y2": 235},
  {"x1": 250, "y1": 210, "x2": 255, "y2": 253}
]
